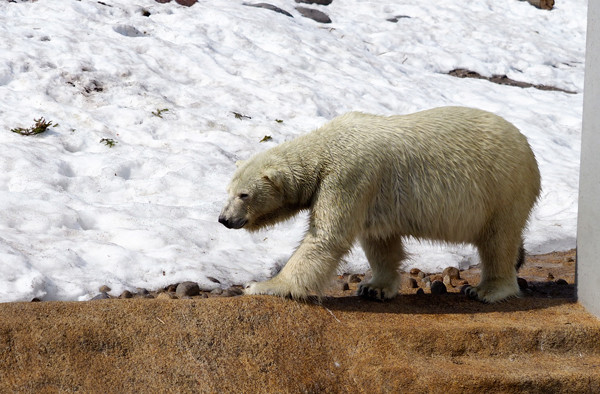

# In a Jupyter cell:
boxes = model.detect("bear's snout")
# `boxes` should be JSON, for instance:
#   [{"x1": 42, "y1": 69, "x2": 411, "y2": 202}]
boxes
[{"x1": 218, "y1": 215, "x2": 247, "y2": 229}]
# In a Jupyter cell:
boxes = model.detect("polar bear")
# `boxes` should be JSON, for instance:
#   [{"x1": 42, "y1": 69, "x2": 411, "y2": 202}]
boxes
[{"x1": 219, "y1": 107, "x2": 541, "y2": 302}]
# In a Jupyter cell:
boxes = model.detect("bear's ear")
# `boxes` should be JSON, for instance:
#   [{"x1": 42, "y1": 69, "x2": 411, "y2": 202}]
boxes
[
  {"x1": 262, "y1": 168, "x2": 284, "y2": 193},
  {"x1": 235, "y1": 160, "x2": 246, "y2": 168}
]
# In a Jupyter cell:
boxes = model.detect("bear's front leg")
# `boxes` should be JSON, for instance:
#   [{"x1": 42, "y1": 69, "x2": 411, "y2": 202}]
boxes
[{"x1": 245, "y1": 229, "x2": 351, "y2": 300}]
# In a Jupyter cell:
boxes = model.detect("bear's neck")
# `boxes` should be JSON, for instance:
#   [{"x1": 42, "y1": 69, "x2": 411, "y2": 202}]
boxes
[{"x1": 274, "y1": 140, "x2": 325, "y2": 209}]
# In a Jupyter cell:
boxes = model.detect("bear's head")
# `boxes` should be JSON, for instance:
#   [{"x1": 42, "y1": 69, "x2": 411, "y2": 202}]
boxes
[{"x1": 219, "y1": 159, "x2": 291, "y2": 232}]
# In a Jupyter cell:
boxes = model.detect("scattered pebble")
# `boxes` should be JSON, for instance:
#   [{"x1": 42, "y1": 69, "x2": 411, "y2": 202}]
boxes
[
  {"x1": 547, "y1": 273, "x2": 555, "y2": 281},
  {"x1": 387, "y1": 15, "x2": 411, "y2": 23},
  {"x1": 409, "y1": 268, "x2": 421, "y2": 276},
  {"x1": 347, "y1": 274, "x2": 362, "y2": 283},
  {"x1": 442, "y1": 275, "x2": 452, "y2": 287},
  {"x1": 517, "y1": 277, "x2": 528, "y2": 290},
  {"x1": 442, "y1": 267, "x2": 460, "y2": 280},
  {"x1": 430, "y1": 274, "x2": 443, "y2": 282},
  {"x1": 225, "y1": 286, "x2": 244, "y2": 296},
  {"x1": 137, "y1": 288, "x2": 150, "y2": 296},
  {"x1": 119, "y1": 290, "x2": 133, "y2": 299},
  {"x1": 243, "y1": 3, "x2": 293, "y2": 18},
  {"x1": 555, "y1": 279, "x2": 568, "y2": 286},
  {"x1": 210, "y1": 288, "x2": 223, "y2": 295},
  {"x1": 296, "y1": 7, "x2": 332, "y2": 23},
  {"x1": 222, "y1": 287, "x2": 244, "y2": 297},
  {"x1": 165, "y1": 284, "x2": 178, "y2": 293},
  {"x1": 91, "y1": 292, "x2": 110, "y2": 300},
  {"x1": 295, "y1": 0, "x2": 333, "y2": 5},
  {"x1": 416, "y1": 288, "x2": 425, "y2": 295},
  {"x1": 176, "y1": 282, "x2": 200, "y2": 297},
  {"x1": 430, "y1": 280, "x2": 447, "y2": 295},
  {"x1": 157, "y1": 292, "x2": 175, "y2": 300},
  {"x1": 407, "y1": 278, "x2": 418, "y2": 289},
  {"x1": 31, "y1": 298, "x2": 41, "y2": 302},
  {"x1": 337, "y1": 280, "x2": 350, "y2": 291},
  {"x1": 99, "y1": 285, "x2": 111, "y2": 293}
]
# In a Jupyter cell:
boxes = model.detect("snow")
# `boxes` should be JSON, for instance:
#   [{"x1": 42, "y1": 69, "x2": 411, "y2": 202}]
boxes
[{"x1": 0, "y1": 0, "x2": 587, "y2": 302}]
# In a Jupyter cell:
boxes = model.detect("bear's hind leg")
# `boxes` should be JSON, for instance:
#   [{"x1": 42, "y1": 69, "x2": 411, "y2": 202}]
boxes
[
  {"x1": 357, "y1": 234, "x2": 406, "y2": 300},
  {"x1": 466, "y1": 233, "x2": 523, "y2": 303}
]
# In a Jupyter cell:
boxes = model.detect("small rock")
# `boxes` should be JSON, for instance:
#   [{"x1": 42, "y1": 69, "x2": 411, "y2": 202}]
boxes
[
  {"x1": 555, "y1": 279, "x2": 568, "y2": 286},
  {"x1": 206, "y1": 276, "x2": 221, "y2": 284},
  {"x1": 31, "y1": 298, "x2": 41, "y2": 302},
  {"x1": 222, "y1": 287, "x2": 244, "y2": 297},
  {"x1": 417, "y1": 271, "x2": 425, "y2": 279},
  {"x1": 547, "y1": 273, "x2": 555, "y2": 281},
  {"x1": 430, "y1": 275, "x2": 443, "y2": 282},
  {"x1": 211, "y1": 288, "x2": 223, "y2": 295},
  {"x1": 416, "y1": 288, "x2": 425, "y2": 295},
  {"x1": 442, "y1": 275, "x2": 452, "y2": 287},
  {"x1": 430, "y1": 280, "x2": 447, "y2": 295},
  {"x1": 176, "y1": 281, "x2": 200, "y2": 297},
  {"x1": 174, "y1": 0, "x2": 197, "y2": 6},
  {"x1": 137, "y1": 288, "x2": 150, "y2": 296},
  {"x1": 387, "y1": 15, "x2": 411, "y2": 23},
  {"x1": 421, "y1": 276, "x2": 431, "y2": 288},
  {"x1": 244, "y1": 3, "x2": 293, "y2": 17},
  {"x1": 460, "y1": 284, "x2": 471, "y2": 295},
  {"x1": 155, "y1": 0, "x2": 197, "y2": 5},
  {"x1": 119, "y1": 290, "x2": 133, "y2": 299},
  {"x1": 91, "y1": 292, "x2": 110, "y2": 301},
  {"x1": 296, "y1": 6, "x2": 331, "y2": 23},
  {"x1": 517, "y1": 277, "x2": 528, "y2": 290},
  {"x1": 99, "y1": 285, "x2": 111, "y2": 293},
  {"x1": 295, "y1": 0, "x2": 333, "y2": 5},
  {"x1": 165, "y1": 284, "x2": 178, "y2": 293},
  {"x1": 157, "y1": 292, "x2": 175, "y2": 300},
  {"x1": 225, "y1": 286, "x2": 244, "y2": 296},
  {"x1": 407, "y1": 278, "x2": 418, "y2": 289},
  {"x1": 335, "y1": 280, "x2": 350, "y2": 291},
  {"x1": 409, "y1": 268, "x2": 421, "y2": 276},
  {"x1": 442, "y1": 267, "x2": 461, "y2": 280},
  {"x1": 347, "y1": 274, "x2": 362, "y2": 283}
]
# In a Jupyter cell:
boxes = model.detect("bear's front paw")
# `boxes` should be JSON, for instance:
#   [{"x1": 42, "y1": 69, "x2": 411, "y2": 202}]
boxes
[
  {"x1": 357, "y1": 281, "x2": 398, "y2": 301},
  {"x1": 244, "y1": 279, "x2": 309, "y2": 300},
  {"x1": 462, "y1": 280, "x2": 521, "y2": 303}
]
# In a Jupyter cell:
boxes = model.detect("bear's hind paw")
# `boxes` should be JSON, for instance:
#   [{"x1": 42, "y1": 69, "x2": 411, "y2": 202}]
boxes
[
  {"x1": 357, "y1": 283, "x2": 398, "y2": 301},
  {"x1": 461, "y1": 281, "x2": 521, "y2": 303}
]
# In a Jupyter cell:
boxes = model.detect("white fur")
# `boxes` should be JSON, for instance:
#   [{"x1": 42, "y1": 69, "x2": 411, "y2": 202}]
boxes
[{"x1": 219, "y1": 107, "x2": 541, "y2": 302}]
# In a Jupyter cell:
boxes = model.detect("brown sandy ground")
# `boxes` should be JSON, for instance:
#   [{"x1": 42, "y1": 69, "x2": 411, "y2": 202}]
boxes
[{"x1": 1, "y1": 249, "x2": 599, "y2": 393}]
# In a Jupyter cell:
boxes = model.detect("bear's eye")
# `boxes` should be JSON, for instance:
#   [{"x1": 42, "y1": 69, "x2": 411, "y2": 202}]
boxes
[{"x1": 238, "y1": 193, "x2": 249, "y2": 200}]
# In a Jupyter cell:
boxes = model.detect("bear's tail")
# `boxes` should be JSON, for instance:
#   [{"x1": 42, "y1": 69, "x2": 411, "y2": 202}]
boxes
[{"x1": 515, "y1": 241, "x2": 526, "y2": 271}]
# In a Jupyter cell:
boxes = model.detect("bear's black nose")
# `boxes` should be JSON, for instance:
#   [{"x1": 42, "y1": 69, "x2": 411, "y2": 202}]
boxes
[
  {"x1": 219, "y1": 216, "x2": 247, "y2": 229},
  {"x1": 218, "y1": 215, "x2": 231, "y2": 228}
]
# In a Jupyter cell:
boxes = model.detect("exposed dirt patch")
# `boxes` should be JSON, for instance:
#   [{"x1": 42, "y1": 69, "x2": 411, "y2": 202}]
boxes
[{"x1": 449, "y1": 68, "x2": 576, "y2": 94}]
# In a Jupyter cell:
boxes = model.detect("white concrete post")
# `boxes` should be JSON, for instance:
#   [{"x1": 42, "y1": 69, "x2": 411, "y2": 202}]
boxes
[{"x1": 577, "y1": 1, "x2": 600, "y2": 318}]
